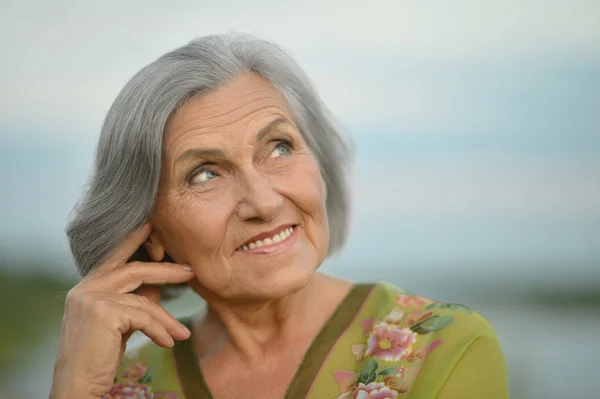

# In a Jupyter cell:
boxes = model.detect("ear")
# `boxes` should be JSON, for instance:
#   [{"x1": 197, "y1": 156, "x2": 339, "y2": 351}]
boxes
[{"x1": 142, "y1": 232, "x2": 166, "y2": 262}]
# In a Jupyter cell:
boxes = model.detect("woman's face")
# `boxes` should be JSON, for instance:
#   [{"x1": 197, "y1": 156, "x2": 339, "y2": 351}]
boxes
[{"x1": 147, "y1": 73, "x2": 329, "y2": 300}]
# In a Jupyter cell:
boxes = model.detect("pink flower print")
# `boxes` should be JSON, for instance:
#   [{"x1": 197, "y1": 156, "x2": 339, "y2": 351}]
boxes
[
  {"x1": 352, "y1": 344, "x2": 367, "y2": 362},
  {"x1": 352, "y1": 382, "x2": 398, "y2": 399},
  {"x1": 383, "y1": 308, "x2": 405, "y2": 325},
  {"x1": 361, "y1": 317, "x2": 378, "y2": 334},
  {"x1": 102, "y1": 383, "x2": 154, "y2": 399},
  {"x1": 383, "y1": 367, "x2": 421, "y2": 395},
  {"x1": 365, "y1": 322, "x2": 418, "y2": 361},
  {"x1": 121, "y1": 361, "x2": 148, "y2": 381},
  {"x1": 394, "y1": 295, "x2": 432, "y2": 309},
  {"x1": 332, "y1": 370, "x2": 358, "y2": 394},
  {"x1": 405, "y1": 310, "x2": 433, "y2": 327},
  {"x1": 395, "y1": 365, "x2": 408, "y2": 378},
  {"x1": 403, "y1": 339, "x2": 443, "y2": 364}
]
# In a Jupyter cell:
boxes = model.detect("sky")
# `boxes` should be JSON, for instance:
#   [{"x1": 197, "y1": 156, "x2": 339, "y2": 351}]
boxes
[{"x1": 0, "y1": 0, "x2": 599, "y2": 285}]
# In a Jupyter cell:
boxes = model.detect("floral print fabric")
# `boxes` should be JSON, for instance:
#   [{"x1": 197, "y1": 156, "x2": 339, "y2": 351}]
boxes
[
  {"x1": 328, "y1": 291, "x2": 475, "y2": 398},
  {"x1": 106, "y1": 282, "x2": 501, "y2": 399},
  {"x1": 103, "y1": 359, "x2": 181, "y2": 399}
]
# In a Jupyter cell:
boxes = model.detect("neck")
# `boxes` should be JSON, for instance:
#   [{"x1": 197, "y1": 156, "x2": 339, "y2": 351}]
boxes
[{"x1": 191, "y1": 273, "x2": 353, "y2": 360}]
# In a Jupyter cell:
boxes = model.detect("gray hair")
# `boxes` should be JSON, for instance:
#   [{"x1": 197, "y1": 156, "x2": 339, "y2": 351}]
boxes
[{"x1": 66, "y1": 34, "x2": 352, "y2": 295}]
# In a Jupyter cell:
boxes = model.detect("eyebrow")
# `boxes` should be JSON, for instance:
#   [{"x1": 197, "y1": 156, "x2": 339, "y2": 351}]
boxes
[{"x1": 174, "y1": 117, "x2": 289, "y2": 165}]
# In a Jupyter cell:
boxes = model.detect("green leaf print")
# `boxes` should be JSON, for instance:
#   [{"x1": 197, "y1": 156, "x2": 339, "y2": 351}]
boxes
[
  {"x1": 426, "y1": 303, "x2": 473, "y2": 314},
  {"x1": 138, "y1": 364, "x2": 154, "y2": 384},
  {"x1": 357, "y1": 358, "x2": 379, "y2": 385},
  {"x1": 378, "y1": 367, "x2": 399, "y2": 377},
  {"x1": 410, "y1": 315, "x2": 454, "y2": 335},
  {"x1": 138, "y1": 374, "x2": 152, "y2": 384}
]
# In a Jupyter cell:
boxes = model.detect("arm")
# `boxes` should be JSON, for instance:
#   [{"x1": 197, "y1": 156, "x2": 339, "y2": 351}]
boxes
[{"x1": 436, "y1": 334, "x2": 508, "y2": 399}]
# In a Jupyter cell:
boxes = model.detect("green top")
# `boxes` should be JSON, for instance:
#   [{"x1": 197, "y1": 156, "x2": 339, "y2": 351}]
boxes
[{"x1": 104, "y1": 282, "x2": 508, "y2": 399}]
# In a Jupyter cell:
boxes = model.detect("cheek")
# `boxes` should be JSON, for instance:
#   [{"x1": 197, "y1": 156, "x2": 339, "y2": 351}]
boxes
[
  {"x1": 283, "y1": 158, "x2": 324, "y2": 206},
  {"x1": 152, "y1": 193, "x2": 231, "y2": 260},
  {"x1": 280, "y1": 158, "x2": 329, "y2": 241}
]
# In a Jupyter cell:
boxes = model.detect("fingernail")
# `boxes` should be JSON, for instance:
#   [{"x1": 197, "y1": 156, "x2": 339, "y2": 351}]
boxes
[
  {"x1": 180, "y1": 324, "x2": 191, "y2": 336},
  {"x1": 183, "y1": 265, "x2": 193, "y2": 272}
]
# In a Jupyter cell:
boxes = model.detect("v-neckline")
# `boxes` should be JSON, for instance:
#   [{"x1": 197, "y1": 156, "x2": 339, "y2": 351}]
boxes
[{"x1": 173, "y1": 283, "x2": 374, "y2": 399}]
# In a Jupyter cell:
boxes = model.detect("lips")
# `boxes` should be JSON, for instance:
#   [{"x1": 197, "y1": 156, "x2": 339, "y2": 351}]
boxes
[{"x1": 237, "y1": 224, "x2": 296, "y2": 251}]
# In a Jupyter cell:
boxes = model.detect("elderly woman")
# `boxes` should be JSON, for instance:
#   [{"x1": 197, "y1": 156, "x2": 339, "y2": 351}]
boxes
[{"x1": 50, "y1": 35, "x2": 507, "y2": 399}]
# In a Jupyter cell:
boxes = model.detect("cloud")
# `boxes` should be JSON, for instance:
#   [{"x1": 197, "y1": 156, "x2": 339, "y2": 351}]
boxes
[{"x1": 1, "y1": 0, "x2": 599, "y2": 136}]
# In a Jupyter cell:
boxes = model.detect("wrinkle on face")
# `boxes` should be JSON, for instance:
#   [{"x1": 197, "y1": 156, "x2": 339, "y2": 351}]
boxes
[{"x1": 149, "y1": 73, "x2": 329, "y2": 300}]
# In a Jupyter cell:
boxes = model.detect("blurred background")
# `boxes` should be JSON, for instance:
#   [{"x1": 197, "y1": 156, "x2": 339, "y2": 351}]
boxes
[{"x1": 1, "y1": 1, "x2": 599, "y2": 398}]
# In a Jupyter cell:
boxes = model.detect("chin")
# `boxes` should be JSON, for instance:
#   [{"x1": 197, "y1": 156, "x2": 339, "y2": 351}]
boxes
[{"x1": 244, "y1": 259, "x2": 318, "y2": 300}]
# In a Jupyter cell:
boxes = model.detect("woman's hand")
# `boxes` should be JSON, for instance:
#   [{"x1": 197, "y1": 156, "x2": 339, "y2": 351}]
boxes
[{"x1": 49, "y1": 224, "x2": 195, "y2": 399}]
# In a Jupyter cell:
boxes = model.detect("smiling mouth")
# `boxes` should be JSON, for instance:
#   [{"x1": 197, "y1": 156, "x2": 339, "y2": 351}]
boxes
[{"x1": 237, "y1": 225, "x2": 297, "y2": 251}]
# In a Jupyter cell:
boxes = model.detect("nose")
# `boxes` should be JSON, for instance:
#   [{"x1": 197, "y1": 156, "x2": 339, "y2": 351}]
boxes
[{"x1": 235, "y1": 165, "x2": 283, "y2": 222}]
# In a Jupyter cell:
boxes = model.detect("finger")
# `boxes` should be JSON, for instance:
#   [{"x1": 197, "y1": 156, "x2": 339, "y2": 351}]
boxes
[
  {"x1": 89, "y1": 262, "x2": 195, "y2": 295},
  {"x1": 117, "y1": 304, "x2": 175, "y2": 348},
  {"x1": 122, "y1": 330, "x2": 136, "y2": 345},
  {"x1": 120, "y1": 289, "x2": 158, "y2": 345},
  {"x1": 134, "y1": 285, "x2": 162, "y2": 303},
  {"x1": 118, "y1": 293, "x2": 190, "y2": 340},
  {"x1": 96, "y1": 223, "x2": 152, "y2": 273}
]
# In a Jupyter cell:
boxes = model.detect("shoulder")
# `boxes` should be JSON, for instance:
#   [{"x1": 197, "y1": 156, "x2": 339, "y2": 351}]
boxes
[
  {"x1": 323, "y1": 282, "x2": 505, "y2": 399},
  {"x1": 105, "y1": 336, "x2": 185, "y2": 399},
  {"x1": 370, "y1": 281, "x2": 502, "y2": 363},
  {"x1": 373, "y1": 281, "x2": 499, "y2": 339},
  {"x1": 375, "y1": 281, "x2": 507, "y2": 397}
]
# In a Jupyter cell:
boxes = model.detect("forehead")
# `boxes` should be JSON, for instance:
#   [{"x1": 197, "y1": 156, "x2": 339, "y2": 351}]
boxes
[{"x1": 164, "y1": 73, "x2": 294, "y2": 156}]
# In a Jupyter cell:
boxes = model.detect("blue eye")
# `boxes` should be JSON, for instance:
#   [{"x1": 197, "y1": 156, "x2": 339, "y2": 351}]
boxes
[
  {"x1": 191, "y1": 169, "x2": 217, "y2": 184},
  {"x1": 270, "y1": 142, "x2": 291, "y2": 158}
]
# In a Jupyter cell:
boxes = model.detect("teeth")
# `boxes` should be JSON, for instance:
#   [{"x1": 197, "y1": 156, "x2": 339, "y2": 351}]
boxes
[{"x1": 240, "y1": 226, "x2": 294, "y2": 250}]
